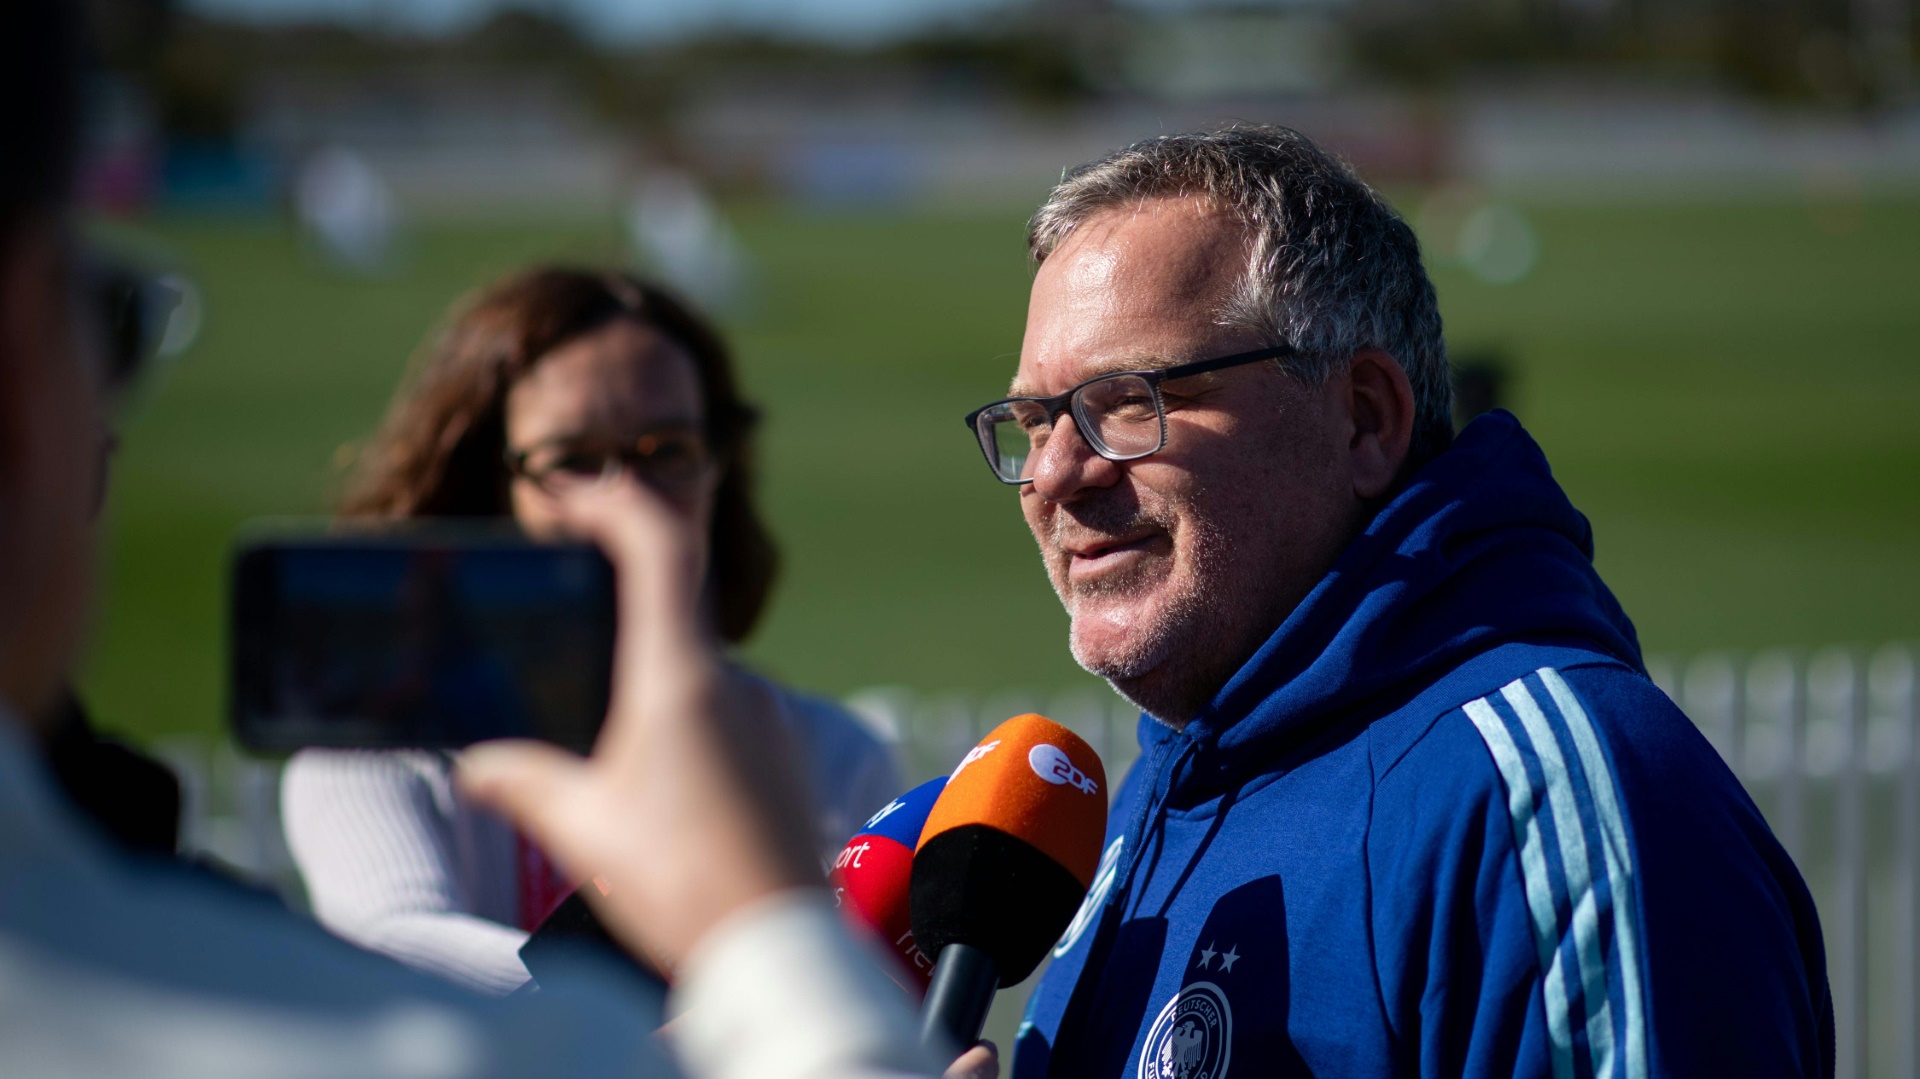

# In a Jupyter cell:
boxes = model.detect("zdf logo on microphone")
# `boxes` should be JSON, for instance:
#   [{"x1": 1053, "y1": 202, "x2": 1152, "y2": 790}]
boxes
[{"x1": 1029, "y1": 743, "x2": 1099, "y2": 795}]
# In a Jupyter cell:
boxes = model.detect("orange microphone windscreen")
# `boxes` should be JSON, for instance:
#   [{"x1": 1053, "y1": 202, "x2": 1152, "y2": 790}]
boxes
[
  {"x1": 910, "y1": 714, "x2": 1110, "y2": 986},
  {"x1": 916, "y1": 713, "x2": 1108, "y2": 885}
]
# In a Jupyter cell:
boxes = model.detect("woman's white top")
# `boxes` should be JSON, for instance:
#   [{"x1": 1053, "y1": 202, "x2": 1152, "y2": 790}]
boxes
[{"x1": 282, "y1": 685, "x2": 900, "y2": 993}]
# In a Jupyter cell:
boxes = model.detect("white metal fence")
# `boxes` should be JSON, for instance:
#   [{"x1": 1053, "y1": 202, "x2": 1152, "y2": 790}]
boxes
[
  {"x1": 1646, "y1": 644, "x2": 1918, "y2": 1079},
  {"x1": 168, "y1": 642, "x2": 1917, "y2": 1077}
]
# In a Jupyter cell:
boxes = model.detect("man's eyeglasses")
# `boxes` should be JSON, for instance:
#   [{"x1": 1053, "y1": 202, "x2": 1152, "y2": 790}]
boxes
[
  {"x1": 75, "y1": 246, "x2": 199, "y2": 397},
  {"x1": 69, "y1": 245, "x2": 200, "y2": 515},
  {"x1": 963, "y1": 344, "x2": 1296, "y2": 485},
  {"x1": 505, "y1": 428, "x2": 713, "y2": 494}
]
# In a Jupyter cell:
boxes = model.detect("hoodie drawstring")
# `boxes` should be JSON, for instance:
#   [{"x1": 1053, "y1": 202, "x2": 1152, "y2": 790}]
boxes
[{"x1": 1111, "y1": 737, "x2": 1197, "y2": 906}]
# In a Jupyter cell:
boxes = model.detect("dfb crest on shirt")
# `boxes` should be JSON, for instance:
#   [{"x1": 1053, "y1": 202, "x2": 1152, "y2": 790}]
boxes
[{"x1": 1138, "y1": 981, "x2": 1231, "y2": 1079}]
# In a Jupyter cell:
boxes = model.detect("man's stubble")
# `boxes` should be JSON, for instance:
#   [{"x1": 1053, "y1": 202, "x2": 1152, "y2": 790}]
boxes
[{"x1": 1047, "y1": 488, "x2": 1244, "y2": 725}]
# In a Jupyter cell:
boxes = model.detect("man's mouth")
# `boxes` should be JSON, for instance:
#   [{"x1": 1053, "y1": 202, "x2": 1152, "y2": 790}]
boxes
[{"x1": 1063, "y1": 533, "x2": 1165, "y2": 584}]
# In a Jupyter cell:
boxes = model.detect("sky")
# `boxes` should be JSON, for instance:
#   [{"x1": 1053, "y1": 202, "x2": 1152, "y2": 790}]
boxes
[{"x1": 180, "y1": 0, "x2": 1031, "y2": 44}]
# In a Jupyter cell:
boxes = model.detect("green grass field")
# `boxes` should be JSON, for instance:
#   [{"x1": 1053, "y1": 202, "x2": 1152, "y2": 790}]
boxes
[{"x1": 80, "y1": 197, "x2": 1920, "y2": 743}]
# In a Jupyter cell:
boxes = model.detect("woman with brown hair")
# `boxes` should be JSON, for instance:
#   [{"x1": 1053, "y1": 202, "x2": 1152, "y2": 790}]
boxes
[{"x1": 280, "y1": 267, "x2": 899, "y2": 994}]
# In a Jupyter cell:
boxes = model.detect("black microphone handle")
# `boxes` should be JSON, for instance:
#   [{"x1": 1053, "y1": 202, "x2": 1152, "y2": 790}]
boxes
[{"x1": 919, "y1": 942, "x2": 998, "y2": 1051}]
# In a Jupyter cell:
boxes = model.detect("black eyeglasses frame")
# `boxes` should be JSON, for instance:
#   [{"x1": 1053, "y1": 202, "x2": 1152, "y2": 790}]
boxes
[
  {"x1": 962, "y1": 343, "x2": 1297, "y2": 485},
  {"x1": 503, "y1": 429, "x2": 714, "y2": 494}
]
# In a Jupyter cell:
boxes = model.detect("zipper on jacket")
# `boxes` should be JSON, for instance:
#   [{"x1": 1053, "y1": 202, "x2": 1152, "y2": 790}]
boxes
[{"x1": 1043, "y1": 734, "x2": 1198, "y2": 1078}]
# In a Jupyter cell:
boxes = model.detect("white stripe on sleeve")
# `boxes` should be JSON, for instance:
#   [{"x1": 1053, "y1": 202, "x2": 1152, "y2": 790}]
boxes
[
  {"x1": 1463, "y1": 696, "x2": 1578, "y2": 1079},
  {"x1": 1503, "y1": 680, "x2": 1618, "y2": 1075},
  {"x1": 1539, "y1": 667, "x2": 1649, "y2": 1079},
  {"x1": 1463, "y1": 670, "x2": 1650, "y2": 1079}
]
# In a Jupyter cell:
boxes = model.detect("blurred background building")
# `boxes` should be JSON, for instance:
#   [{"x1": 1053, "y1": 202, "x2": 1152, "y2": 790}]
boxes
[
  {"x1": 67, "y1": 0, "x2": 1920, "y2": 1074},
  {"x1": 82, "y1": 0, "x2": 1920, "y2": 215}
]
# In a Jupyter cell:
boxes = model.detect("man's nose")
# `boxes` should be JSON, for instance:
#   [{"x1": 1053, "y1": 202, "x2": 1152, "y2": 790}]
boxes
[{"x1": 1028, "y1": 413, "x2": 1122, "y2": 502}]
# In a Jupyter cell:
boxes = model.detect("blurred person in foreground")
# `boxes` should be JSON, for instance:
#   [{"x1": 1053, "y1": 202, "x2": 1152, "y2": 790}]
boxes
[
  {"x1": 282, "y1": 268, "x2": 899, "y2": 994},
  {"x1": 0, "y1": 3, "x2": 975, "y2": 1076},
  {"x1": 978, "y1": 128, "x2": 1832, "y2": 1078}
]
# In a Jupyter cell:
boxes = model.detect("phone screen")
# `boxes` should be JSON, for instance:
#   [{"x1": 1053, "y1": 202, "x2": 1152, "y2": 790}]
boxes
[{"x1": 232, "y1": 533, "x2": 616, "y2": 753}]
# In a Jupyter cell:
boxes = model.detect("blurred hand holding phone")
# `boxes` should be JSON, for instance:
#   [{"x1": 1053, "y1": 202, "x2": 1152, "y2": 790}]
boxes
[
  {"x1": 452, "y1": 479, "x2": 823, "y2": 971},
  {"x1": 232, "y1": 496, "x2": 981, "y2": 1075},
  {"x1": 233, "y1": 485, "x2": 825, "y2": 968}
]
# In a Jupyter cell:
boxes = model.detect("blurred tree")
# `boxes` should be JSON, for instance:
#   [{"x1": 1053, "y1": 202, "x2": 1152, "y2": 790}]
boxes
[
  {"x1": 99, "y1": 0, "x2": 1920, "y2": 151},
  {"x1": 1346, "y1": 0, "x2": 1911, "y2": 107},
  {"x1": 463, "y1": 8, "x2": 593, "y2": 65},
  {"x1": 81, "y1": 0, "x2": 176, "y2": 75},
  {"x1": 153, "y1": 19, "x2": 247, "y2": 140},
  {"x1": 891, "y1": 32, "x2": 1092, "y2": 107}
]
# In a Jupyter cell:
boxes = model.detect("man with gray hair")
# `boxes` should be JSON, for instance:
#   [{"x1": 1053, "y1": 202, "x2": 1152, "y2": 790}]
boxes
[{"x1": 967, "y1": 127, "x2": 1830, "y2": 1078}]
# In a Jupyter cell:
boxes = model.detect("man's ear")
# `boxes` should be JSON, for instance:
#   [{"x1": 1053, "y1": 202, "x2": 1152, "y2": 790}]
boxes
[{"x1": 1345, "y1": 347, "x2": 1416, "y2": 501}]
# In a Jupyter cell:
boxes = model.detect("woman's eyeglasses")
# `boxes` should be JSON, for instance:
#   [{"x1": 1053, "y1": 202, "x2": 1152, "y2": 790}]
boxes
[{"x1": 505, "y1": 428, "x2": 714, "y2": 494}]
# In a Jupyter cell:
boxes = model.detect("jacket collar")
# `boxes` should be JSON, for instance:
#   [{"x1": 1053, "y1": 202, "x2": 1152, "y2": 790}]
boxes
[{"x1": 1156, "y1": 411, "x2": 1642, "y2": 798}]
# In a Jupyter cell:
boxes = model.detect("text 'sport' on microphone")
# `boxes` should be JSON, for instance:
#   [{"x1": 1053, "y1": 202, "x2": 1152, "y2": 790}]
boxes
[
  {"x1": 827, "y1": 775, "x2": 947, "y2": 994},
  {"x1": 912, "y1": 713, "x2": 1108, "y2": 989}
]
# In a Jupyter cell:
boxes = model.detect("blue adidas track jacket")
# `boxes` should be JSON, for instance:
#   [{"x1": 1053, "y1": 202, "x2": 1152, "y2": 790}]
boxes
[{"x1": 1015, "y1": 411, "x2": 1832, "y2": 1079}]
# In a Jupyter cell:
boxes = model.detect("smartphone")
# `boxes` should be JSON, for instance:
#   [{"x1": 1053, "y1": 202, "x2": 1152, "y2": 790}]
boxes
[{"x1": 231, "y1": 528, "x2": 616, "y2": 754}]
